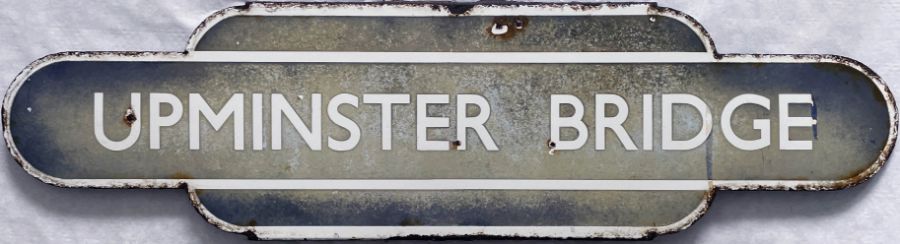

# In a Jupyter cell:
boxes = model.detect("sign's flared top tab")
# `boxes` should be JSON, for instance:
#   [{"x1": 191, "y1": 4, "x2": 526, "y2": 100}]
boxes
[{"x1": 189, "y1": 3, "x2": 712, "y2": 53}]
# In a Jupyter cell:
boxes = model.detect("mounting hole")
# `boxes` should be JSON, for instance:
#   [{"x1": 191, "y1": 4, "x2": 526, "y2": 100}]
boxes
[
  {"x1": 123, "y1": 107, "x2": 137, "y2": 126},
  {"x1": 491, "y1": 23, "x2": 509, "y2": 35},
  {"x1": 514, "y1": 19, "x2": 525, "y2": 29}
]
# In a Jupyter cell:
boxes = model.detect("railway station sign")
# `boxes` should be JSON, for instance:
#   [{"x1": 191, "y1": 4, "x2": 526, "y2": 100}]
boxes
[{"x1": 3, "y1": 2, "x2": 896, "y2": 240}]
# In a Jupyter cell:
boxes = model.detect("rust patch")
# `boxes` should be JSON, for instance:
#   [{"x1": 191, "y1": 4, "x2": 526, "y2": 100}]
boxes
[
  {"x1": 170, "y1": 172, "x2": 194, "y2": 179},
  {"x1": 547, "y1": 139, "x2": 557, "y2": 155},
  {"x1": 399, "y1": 217, "x2": 423, "y2": 226},
  {"x1": 486, "y1": 16, "x2": 529, "y2": 40},
  {"x1": 450, "y1": 140, "x2": 461, "y2": 150}
]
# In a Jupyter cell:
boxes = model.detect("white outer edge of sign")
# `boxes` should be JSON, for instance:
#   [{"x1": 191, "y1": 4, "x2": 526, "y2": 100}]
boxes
[{"x1": 2, "y1": 3, "x2": 896, "y2": 240}]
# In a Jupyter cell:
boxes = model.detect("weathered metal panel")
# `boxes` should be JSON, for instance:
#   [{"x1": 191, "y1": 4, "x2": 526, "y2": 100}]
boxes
[{"x1": 2, "y1": 2, "x2": 895, "y2": 240}]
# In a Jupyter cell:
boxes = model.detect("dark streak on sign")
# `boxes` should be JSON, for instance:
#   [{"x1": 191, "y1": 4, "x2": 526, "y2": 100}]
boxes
[
  {"x1": 170, "y1": 172, "x2": 193, "y2": 179},
  {"x1": 706, "y1": 132, "x2": 714, "y2": 179},
  {"x1": 811, "y1": 95, "x2": 818, "y2": 140},
  {"x1": 444, "y1": 4, "x2": 475, "y2": 16},
  {"x1": 399, "y1": 217, "x2": 423, "y2": 226}
]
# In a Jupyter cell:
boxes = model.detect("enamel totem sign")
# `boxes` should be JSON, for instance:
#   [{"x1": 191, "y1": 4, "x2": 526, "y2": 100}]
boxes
[{"x1": 3, "y1": 2, "x2": 896, "y2": 240}]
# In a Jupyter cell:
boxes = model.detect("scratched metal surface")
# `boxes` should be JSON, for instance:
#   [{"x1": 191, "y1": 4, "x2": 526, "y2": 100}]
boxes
[
  {"x1": 4, "y1": 1, "x2": 896, "y2": 241},
  {"x1": 9, "y1": 61, "x2": 888, "y2": 181}
]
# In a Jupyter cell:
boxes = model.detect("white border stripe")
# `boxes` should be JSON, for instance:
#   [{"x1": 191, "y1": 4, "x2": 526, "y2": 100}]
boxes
[
  {"x1": 186, "y1": 51, "x2": 715, "y2": 64},
  {"x1": 32, "y1": 51, "x2": 863, "y2": 64},
  {"x1": 241, "y1": 4, "x2": 653, "y2": 17},
  {"x1": 186, "y1": 179, "x2": 710, "y2": 191},
  {"x1": 62, "y1": 51, "x2": 880, "y2": 64},
  {"x1": 181, "y1": 51, "x2": 715, "y2": 63},
  {"x1": 41, "y1": 51, "x2": 849, "y2": 64},
  {"x1": 251, "y1": 226, "x2": 657, "y2": 240}
]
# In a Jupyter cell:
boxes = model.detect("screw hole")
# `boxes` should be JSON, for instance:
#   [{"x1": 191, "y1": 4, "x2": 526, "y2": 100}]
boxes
[
  {"x1": 547, "y1": 140, "x2": 558, "y2": 155},
  {"x1": 514, "y1": 19, "x2": 525, "y2": 29},
  {"x1": 123, "y1": 107, "x2": 137, "y2": 127},
  {"x1": 491, "y1": 23, "x2": 509, "y2": 35}
]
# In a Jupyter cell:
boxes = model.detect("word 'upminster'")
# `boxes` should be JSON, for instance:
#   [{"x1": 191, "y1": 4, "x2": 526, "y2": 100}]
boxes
[{"x1": 93, "y1": 93, "x2": 816, "y2": 152}]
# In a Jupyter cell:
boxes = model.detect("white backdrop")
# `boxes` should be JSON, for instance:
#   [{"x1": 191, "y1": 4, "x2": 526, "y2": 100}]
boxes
[{"x1": 1, "y1": 1, "x2": 898, "y2": 243}]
